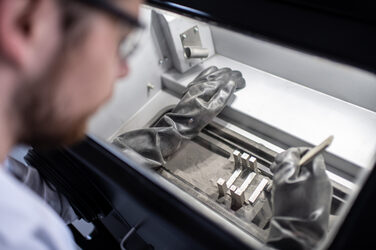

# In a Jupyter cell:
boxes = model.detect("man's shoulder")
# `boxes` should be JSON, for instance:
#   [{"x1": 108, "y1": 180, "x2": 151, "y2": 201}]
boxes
[{"x1": 0, "y1": 168, "x2": 75, "y2": 250}]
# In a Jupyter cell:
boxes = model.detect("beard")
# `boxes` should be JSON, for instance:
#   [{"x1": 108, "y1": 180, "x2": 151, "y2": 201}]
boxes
[{"x1": 12, "y1": 43, "x2": 90, "y2": 148}]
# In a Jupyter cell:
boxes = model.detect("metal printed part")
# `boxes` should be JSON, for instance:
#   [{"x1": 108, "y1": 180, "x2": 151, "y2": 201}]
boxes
[
  {"x1": 216, "y1": 168, "x2": 242, "y2": 197},
  {"x1": 217, "y1": 178, "x2": 227, "y2": 196},
  {"x1": 229, "y1": 185, "x2": 238, "y2": 204},
  {"x1": 226, "y1": 168, "x2": 242, "y2": 190},
  {"x1": 248, "y1": 178, "x2": 269, "y2": 205},
  {"x1": 233, "y1": 150, "x2": 241, "y2": 168},
  {"x1": 241, "y1": 152, "x2": 250, "y2": 169},
  {"x1": 232, "y1": 172, "x2": 256, "y2": 208},
  {"x1": 248, "y1": 156, "x2": 257, "y2": 172}
]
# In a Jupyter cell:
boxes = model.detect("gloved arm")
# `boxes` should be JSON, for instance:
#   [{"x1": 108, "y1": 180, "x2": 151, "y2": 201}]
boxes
[
  {"x1": 112, "y1": 66, "x2": 245, "y2": 169},
  {"x1": 267, "y1": 147, "x2": 332, "y2": 250},
  {"x1": 5, "y1": 157, "x2": 78, "y2": 224}
]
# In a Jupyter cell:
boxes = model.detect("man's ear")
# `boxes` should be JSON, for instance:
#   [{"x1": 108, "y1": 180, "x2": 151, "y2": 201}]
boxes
[{"x1": 0, "y1": 0, "x2": 61, "y2": 70}]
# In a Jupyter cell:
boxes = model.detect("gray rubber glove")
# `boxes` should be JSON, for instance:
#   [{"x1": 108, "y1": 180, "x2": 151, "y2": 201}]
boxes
[
  {"x1": 112, "y1": 66, "x2": 244, "y2": 169},
  {"x1": 267, "y1": 147, "x2": 332, "y2": 250}
]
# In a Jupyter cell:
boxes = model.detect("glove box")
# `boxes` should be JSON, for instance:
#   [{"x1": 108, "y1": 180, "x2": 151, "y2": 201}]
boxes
[
  {"x1": 26, "y1": 94, "x2": 363, "y2": 250},
  {"x1": 23, "y1": 1, "x2": 376, "y2": 249},
  {"x1": 110, "y1": 106, "x2": 348, "y2": 244},
  {"x1": 26, "y1": 112, "x2": 347, "y2": 250}
]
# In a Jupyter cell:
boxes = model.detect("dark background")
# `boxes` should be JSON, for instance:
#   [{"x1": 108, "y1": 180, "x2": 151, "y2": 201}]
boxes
[{"x1": 147, "y1": 0, "x2": 376, "y2": 73}]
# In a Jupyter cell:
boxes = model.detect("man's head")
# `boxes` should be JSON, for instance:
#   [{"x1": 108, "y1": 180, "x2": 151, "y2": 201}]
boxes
[{"x1": 0, "y1": 0, "x2": 143, "y2": 147}]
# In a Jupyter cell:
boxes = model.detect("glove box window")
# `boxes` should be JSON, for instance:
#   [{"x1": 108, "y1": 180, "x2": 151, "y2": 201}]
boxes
[{"x1": 113, "y1": 109, "x2": 346, "y2": 244}]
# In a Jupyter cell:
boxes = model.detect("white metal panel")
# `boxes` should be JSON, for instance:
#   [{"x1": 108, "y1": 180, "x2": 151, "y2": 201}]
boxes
[
  {"x1": 162, "y1": 55, "x2": 376, "y2": 172},
  {"x1": 211, "y1": 26, "x2": 376, "y2": 112}
]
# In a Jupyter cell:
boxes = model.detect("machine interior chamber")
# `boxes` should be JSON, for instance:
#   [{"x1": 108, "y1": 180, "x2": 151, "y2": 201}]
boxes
[
  {"x1": 86, "y1": 4, "x2": 376, "y2": 249},
  {"x1": 112, "y1": 108, "x2": 346, "y2": 243}
]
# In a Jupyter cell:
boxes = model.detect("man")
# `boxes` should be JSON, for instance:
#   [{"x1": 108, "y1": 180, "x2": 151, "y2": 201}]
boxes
[
  {"x1": 0, "y1": 0, "x2": 247, "y2": 249},
  {"x1": 0, "y1": 0, "x2": 143, "y2": 249}
]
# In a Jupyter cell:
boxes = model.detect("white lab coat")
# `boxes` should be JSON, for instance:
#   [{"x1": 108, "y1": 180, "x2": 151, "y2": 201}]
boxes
[
  {"x1": 0, "y1": 159, "x2": 76, "y2": 250},
  {"x1": 4, "y1": 157, "x2": 78, "y2": 223}
]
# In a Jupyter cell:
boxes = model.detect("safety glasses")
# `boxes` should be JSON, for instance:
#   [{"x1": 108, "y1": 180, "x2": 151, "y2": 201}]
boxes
[{"x1": 74, "y1": 0, "x2": 145, "y2": 59}]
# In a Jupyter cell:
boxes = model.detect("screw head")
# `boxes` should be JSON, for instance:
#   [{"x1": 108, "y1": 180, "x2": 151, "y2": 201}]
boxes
[
  {"x1": 194, "y1": 27, "x2": 199, "y2": 33},
  {"x1": 181, "y1": 34, "x2": 187, "y2": 40},
  {"x1": 147, "y1": 83, "x2": 155, "y2": 90}
]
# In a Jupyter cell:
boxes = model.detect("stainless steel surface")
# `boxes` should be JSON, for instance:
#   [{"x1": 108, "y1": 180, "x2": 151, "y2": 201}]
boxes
[
  {"x1": 211, "y1": 25, "x2": 376, "y2": 112},
  {"x1": 249, "y1": 178, "x2": 268, "y2": 205}
]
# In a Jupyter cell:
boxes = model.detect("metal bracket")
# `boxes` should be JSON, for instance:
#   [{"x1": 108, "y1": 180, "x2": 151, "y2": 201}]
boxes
[{"x1": 180, "y1": 26, "x2": 209, "y2": 59}]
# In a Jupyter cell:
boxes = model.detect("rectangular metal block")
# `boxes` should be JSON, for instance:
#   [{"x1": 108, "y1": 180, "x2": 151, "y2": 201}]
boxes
[
  {"x1": 216, "y1": 178, "x2": 227, "y2": 196},
  {"x1": 232, "y1": 172, "x2": 256, "y2": 208},
  {"x1": 226, "y1": 168, "x2": 242, "y2": 188},
  {"x1": 217, "y1": 167, "x2": 242, "y2": 197},
  {"x1": 230, "y1": 185, "x2": 237, "y2": 195},
  {"x1": 241, "y1": 152, "x2": 250, "y2": 169},
  {"x1": 233, "y1": 150, "x2": 241, "y2": 168},
  {"x1": 248, "y1": 156, "x2": 257, "y2": 172},
  {"x1": 248, "y1": 178, "x2": 269, "y2": 205},
  {"x1": 238, "y1": 172, "x2": 256, "y2": 194},
  {"x1": 233, "y1": 189, "x2": 244, "y2": 207},
  {"x1": 229, "y1": 185, "x2": 238, "y2": 199}
]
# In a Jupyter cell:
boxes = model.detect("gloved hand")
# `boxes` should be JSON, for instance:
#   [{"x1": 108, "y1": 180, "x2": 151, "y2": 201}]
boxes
[
  {"x1": 267, "y1": 147, "x2": 332, "y2": 250},
  {"x1": 112, "y1": 66, "x2": 245, "y2": 169}
]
